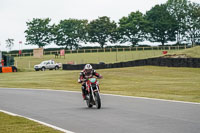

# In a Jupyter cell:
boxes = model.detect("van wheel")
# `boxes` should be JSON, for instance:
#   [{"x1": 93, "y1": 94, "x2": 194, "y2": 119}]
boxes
[
  {"x1": 41, "y1": 67, "x2": 46, "y2": 71},
  {"x1": 55, "y1": 66, "x2": 59, "y2": 70}
]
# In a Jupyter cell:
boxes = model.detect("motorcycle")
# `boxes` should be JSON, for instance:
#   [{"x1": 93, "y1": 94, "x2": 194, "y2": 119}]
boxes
[{"x1": 85, "y1": 78, "x2": 101, "y2": 109}]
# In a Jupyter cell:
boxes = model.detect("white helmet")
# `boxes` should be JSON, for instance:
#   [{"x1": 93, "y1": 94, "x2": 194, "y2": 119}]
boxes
[
  {"x1": 84, "y1": 64, "x2": 92, "y2": 74},
  {"x1": 84, "y1": 64, "x2": 92, "y2": 69}
]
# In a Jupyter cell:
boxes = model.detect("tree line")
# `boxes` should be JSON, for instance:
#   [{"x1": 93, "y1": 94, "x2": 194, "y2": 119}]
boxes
[{"x1": 25, "y1": 0, "x2": 200, "y2": 49}]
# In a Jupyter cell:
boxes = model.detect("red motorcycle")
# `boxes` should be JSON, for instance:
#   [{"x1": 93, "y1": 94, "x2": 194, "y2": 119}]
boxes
[{"x1": 85, "y1": 78, "x2": 101, "y2": 109}]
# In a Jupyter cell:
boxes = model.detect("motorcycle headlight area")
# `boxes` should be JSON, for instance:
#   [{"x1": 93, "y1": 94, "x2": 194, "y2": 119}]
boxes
[{"x1": 91, "y1": 84, "x2": 97, "y2": 88}]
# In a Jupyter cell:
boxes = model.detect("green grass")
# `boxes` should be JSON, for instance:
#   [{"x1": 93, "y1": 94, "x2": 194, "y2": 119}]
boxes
[
  {"x1": 0, "y1": 112, "x2": 63, "y2": 133},
  {"x1": 1, "y1": 66, "x2": 200, "y2": 103}
]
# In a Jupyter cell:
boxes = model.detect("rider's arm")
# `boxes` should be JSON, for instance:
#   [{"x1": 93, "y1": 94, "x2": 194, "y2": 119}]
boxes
[
  {"x1": 93, "y1": 70, "x2": 103, "y2": 79},
  {"x1": 78, "y1": 72, "x2": 84, "y2": 83}
]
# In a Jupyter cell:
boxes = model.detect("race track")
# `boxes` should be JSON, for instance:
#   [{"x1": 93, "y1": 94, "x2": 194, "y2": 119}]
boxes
[{"x1": 0, "y1": 88, "x2": 200, "y2": 133}]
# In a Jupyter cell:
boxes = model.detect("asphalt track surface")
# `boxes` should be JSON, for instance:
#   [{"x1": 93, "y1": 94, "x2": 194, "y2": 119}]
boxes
[{"x1": 0, "y1": 88, "x2": 200, "y2": 133}]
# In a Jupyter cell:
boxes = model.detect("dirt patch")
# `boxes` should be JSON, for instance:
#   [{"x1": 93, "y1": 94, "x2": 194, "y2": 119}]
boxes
[{"x1": 162, "y1": 54, "x2": 191, "y2": 58}]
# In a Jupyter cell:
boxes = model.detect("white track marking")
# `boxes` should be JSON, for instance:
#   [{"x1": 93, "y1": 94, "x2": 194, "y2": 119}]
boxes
[{"x1": 0, "y1": 109, "x2": 75, "y2": 133}]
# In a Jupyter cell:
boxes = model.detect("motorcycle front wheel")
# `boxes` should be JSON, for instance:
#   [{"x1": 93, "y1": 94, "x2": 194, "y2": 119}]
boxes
[
  {"x1": 86, "y1": 94, "x2": 93, "y2": 108},
  {"x1": 94, "y1": 91, "x2": 101, "y2": 109}
]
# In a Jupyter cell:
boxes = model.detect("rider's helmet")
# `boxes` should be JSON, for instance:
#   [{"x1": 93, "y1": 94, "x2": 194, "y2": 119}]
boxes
[{"x1": 84, "y1": 64, "x2": 93, "y2": 74}]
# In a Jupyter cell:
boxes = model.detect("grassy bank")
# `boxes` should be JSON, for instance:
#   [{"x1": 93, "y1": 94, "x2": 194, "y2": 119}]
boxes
[
  {"x1": 0, "y1": 112, "x2": 62, "y2": 133},
  {"x1": 13, "y1": 46, "x2": 200, "y2": 72},
  {"x1": 174, "y1": 46, "x2": 200, "y2": 57},
  {"x1": 14, "y1": 50, "x2": 176, "y2": 72},
  {"x1": 1, "y1": 66, "x2": 200, "y2": 102}
]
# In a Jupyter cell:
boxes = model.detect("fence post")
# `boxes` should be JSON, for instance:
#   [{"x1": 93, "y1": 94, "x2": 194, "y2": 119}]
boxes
[
  {"x1": 143, "y1": 47, "x2": 144, "y2": 51},
  {"x1": 104, "y1": 48, "x2": 105, "y2": 53},
  {"x1": 110, "y1": 48, "x2": 112, "y2": 52},
  {"x1": 84, "y1": 49, "x2": 85, "y2": 53},
  {"x1": 123, "y1": 48, "x2": 125, "y2": 52},
  {"x1": 97, "y1": 49, "x2": 98, "y2": 53},
  {"x1": 185, "y1": 45, "x2": 186, "y2": 49}
]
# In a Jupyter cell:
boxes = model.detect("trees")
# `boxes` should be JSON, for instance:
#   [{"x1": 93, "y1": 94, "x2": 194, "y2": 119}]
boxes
[
  {"x1": 25, "y1": 18, "x2": 53, "y2": 48},
  {"x1": 52, "y1": 19, "x2": 88, "y2": 49},
  {"x1": 23, "y1": 1, "x2": 200, "y2": 48},
  {"x1": 167, "y1": 0, "x2": 189, "y2": 44},
  {"x1": 185, "y1": 2, "x2": 200, "y2": 45},
  {"x1": 87, "y1": 16, "x2": 117, "y2": 48},
  {"x1": 5, "y1": 38, "x2": 14, "y2": 52},
  {"x1": 118, "y1": 11, "x2": 146, "y2": 46},
  {"x1": 145, "y1": 4, "x2": 177, "y2": 45}
]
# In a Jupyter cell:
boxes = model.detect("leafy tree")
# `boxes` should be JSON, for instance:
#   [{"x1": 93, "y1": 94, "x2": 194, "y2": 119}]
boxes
[
  {"x1": 25, "y1": 18, "x2": 52, "y2": 48},
  {"x1": 87, "y1": 16, "x2": 117, "y2": 48},
  {"x1": 166, "y1": 0, "x2": 189, "y2": 44},
  {"x1": 118, "y1": 11, "x2": 146, "y2": 46},
  {"x1": 185, "y1": 2, "x2": 200, "y2": 45},
  {"x1": 52, "y1": 19, "x2": 88, "y2": 50},
  {"x1": 145, "y1": 4, "x2": 177, "y2": 45},
  {"x1": 5, "y1": 38, "x2": 14, "y2": 52}
]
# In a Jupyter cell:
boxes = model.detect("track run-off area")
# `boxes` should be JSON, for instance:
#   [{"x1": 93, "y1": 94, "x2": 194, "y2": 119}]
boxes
[{"x1": 0, "y1": 88, "x2": 200, "y2": 133}]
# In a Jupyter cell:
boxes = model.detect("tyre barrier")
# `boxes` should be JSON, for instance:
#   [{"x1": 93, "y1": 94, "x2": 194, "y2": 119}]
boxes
[
  {"x1": 62, "y1": 57, "x2": 200, "y2": 70},
  {"x1": 0, "y1": 66, "x2": 18, "y2": 73}
]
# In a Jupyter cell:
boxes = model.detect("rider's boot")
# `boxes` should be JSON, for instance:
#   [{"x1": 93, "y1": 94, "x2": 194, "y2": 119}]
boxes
[{"x1": 82, "y1": 86, "x2": 87, "y2": 100}]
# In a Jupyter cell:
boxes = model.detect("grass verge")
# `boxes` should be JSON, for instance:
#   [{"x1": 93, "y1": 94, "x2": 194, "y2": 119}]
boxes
[
  {"x1": 0, "y1": 112, "x2": 63, "y2": 133},
  {"x1": 0, "y1": 66, "x2": 200, "y2": 103}
]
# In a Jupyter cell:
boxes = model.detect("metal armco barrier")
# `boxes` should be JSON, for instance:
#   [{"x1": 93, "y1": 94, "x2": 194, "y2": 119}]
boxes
[{"x1": 62, "y1": 58, "x2": 200, "y2": 70}]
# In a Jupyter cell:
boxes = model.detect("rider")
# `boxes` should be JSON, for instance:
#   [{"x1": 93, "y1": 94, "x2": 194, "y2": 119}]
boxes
[{"x1": 78, "y1": 64, "x2": 103, "y2": 100}]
